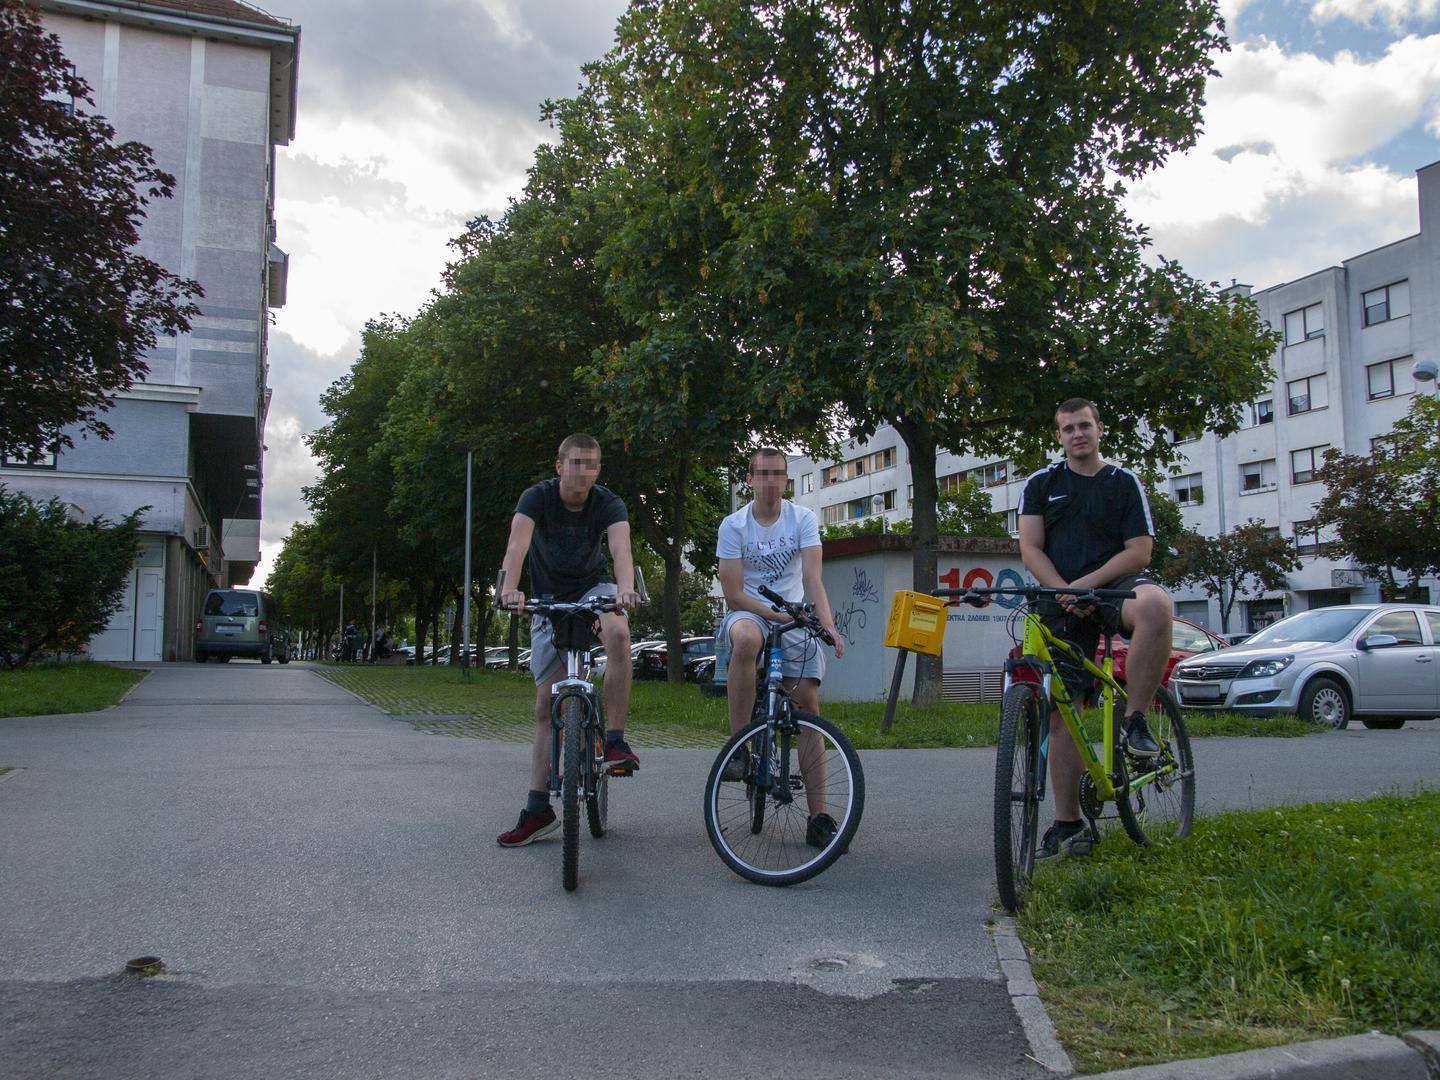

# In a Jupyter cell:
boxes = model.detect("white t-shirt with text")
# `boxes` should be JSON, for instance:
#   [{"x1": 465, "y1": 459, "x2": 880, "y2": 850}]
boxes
[{"x1": 716, "y1": 500, "x2": 821, "y2": 605}]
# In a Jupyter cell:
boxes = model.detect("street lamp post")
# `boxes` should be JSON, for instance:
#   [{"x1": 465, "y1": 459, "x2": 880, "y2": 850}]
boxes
[
  {"x1": 1411, "y1": 358, "x2": 1437, "y2": 605},
  {"x1": 461, "y1": 447, "x2": 473, "y2": 680}
]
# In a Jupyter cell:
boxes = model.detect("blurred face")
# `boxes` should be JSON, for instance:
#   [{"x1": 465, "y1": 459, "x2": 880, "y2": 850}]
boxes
[
  {"x1": 748, "y1": 455, "x2": 788, "y2": 501},
  {"x1": 1055, "y1": 407, "x2": 1102, "y2": 460},
  {"x1": 556, "y1": 447, "x2": 601, "y2": 497}
]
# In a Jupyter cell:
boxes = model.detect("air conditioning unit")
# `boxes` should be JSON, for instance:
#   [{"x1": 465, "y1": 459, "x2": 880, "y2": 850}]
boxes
[{"x1": 194, "y1": 525, "x2": 209, "y2": 550}]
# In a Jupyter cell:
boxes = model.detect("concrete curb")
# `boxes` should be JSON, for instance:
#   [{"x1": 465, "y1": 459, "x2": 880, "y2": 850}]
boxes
[
  {"x1": 989, "y1": 915, "x2": 1074, "y2": 1075},
  {"x1": 111, "y1": 667, "x2": 153, "y2": 707},
  {"x1": 1086, "y1": 1030, "x2": 1440, "y2": 1078}
]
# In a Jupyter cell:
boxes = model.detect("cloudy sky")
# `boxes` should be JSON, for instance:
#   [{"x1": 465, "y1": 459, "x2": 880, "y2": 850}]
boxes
[{"x1": 255, "y1": 0, "x2": 1440, "y2": 585}]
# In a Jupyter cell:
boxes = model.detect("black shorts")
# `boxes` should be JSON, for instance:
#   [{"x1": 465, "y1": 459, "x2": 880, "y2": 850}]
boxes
[{"x1": 1037, "y1": 574, "x2": 1155, "y2": 704}]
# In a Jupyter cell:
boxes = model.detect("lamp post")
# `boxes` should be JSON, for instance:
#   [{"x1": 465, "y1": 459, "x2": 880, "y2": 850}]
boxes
[
  {"x1": 1412, "y1": 358, "x2": 1437, "y2": 604},
  {"x1": 461, "y1": 447, "x2": 473, "y2": 680}
]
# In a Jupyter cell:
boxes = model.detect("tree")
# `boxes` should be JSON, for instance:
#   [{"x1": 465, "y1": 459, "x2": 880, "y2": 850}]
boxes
[
  {"x1": 0, "y1": 486, "x2": 143, "y2": 668},
  {"x1": 1168, "y1": 519, "x2": 1300, "y2": 634},
  {"x1": 603, "y1": 0, "x2": 1278, "y2": 703},
  {"x1": 1145, "y1": 489, "x2": 1188, "y2": 588},
  {"x1": 0, "y1": 0, "x2": 201, "y2": 459},
  {"x1": 1312, "y1": 395, "x2": 1440, "y2": 596}
]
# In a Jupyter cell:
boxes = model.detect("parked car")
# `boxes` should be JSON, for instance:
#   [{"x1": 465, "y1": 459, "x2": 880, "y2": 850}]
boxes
[
  {"x1": 1008, "y1": 614, "x2": 1227, "y2": 689},
  {"x1": 1217, "y1": 631, "x2": 1254, "y2": 647},
  {"x1": 628, "y1": 639, "x2": 665, "y2": 674},
  {"x1": 589, "y1": 646, "x2": 608, "y2": 679},
  {"x1": 194, "y1": 588, "x2": 290, "y2": 664},
  {"x1": 1171, "y1": 603, "x2": 1440, "y2": 730},
  {"x1": 639, "y1": 636, "x2": 716, "y2": 681}
]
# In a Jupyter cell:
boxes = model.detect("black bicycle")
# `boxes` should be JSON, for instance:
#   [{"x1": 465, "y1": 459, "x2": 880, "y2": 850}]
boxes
[
  {"x1": 501, "y1": 577, "x2": 643, "y2": 892},
  {"x1": 702, "y1": 586, "x2": 865, "y2": 886}
]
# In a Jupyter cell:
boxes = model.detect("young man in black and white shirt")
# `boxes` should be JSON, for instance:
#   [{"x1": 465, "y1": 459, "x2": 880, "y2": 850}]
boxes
[
  {"x1": 1018, "y1": 397, "x2": 1173, "y2": 860},
  {"x1": 495, "y1": 433, "x2": 643, "y2": 848}
]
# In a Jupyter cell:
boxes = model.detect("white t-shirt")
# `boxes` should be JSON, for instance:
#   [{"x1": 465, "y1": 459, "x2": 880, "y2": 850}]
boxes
[{"x1": 716, "y1": 500, "x2": 822, "y2": 604}]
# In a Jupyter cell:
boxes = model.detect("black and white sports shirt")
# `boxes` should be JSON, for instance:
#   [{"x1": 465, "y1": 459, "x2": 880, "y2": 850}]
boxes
[{"x1": 1018, "y1": 461, "x2": 1155, "y2": 583}]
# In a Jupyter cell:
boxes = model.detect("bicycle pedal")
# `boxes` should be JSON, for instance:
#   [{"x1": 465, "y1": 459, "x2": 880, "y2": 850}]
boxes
[{"x1": 605, "y1": 763, "x2": 636, "y2": 777}]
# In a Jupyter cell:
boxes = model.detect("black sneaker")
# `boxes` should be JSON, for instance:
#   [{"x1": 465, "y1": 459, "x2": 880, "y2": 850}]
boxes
[
  {"x1": 720, "y1": 744, "x2": 755, "y2": 782},
  {"x1": 806, "y1": 812, "x2": 839, "y2": 850},
  {"x1": 1123, "y1": 712, "x2": 1161, "y2": 758},
  {"x1": 1035, "y1": 821, "x2": 1093, "y2": 861}
]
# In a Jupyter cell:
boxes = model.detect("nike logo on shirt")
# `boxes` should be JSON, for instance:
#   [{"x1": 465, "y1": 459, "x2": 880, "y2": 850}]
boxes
[{"x1": 1049, "y1": 495, "x2": 1067, "y2": 501}]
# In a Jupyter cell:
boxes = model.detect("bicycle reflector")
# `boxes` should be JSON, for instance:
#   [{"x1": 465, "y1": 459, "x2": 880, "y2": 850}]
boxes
[{"x1": 884, "y1": 591, "x2": 947, "y2": 656}]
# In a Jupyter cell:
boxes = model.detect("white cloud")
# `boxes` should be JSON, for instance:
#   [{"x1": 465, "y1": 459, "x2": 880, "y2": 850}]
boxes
[
  {"x1": 1308, "y1": 0, "x2": 1440, "y2": 28},
  {"x1": 1126, "y1": 33, "x2": 1440, "y2": 285}
]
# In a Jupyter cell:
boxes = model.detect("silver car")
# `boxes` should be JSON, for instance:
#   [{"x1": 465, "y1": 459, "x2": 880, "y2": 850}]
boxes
[{"x1": 1171, "y1": 604, "x2": 1440, "y2": 730}]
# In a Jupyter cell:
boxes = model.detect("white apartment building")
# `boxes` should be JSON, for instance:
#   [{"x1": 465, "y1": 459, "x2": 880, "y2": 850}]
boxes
[{"x1": 785, "y1": 160, "x2": 1440, "y2": 634}]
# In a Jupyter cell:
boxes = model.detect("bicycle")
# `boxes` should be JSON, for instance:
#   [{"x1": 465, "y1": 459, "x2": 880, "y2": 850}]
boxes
[
  {"x1": 499, "y1": 575, "x2": 645, "y2": 893},
  {"x1": 702, "y1": 585, "x2": 865, "y2": 886},
  {"x1": 935, "y1": 584, "x2": 1195, "y2": 913}
]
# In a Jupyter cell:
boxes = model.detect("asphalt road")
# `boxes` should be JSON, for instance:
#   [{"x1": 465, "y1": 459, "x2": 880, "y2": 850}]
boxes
[{"x1": 1, "y1": 664, "x2": 1436, "y2": 1079}]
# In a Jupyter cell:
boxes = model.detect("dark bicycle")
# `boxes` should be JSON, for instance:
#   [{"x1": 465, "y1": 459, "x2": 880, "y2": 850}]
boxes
[
  {"x1": 702, "y1": 585, "x2": 865, "y2": 886},
  {"x1": 500, "y1": 572, "x2": 646, "y2": 892}
]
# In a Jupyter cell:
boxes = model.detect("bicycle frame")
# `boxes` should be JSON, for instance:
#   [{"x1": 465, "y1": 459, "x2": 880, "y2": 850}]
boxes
[{"x1": 1006, "y1": 611, "x2": 1128, "y2": 803}]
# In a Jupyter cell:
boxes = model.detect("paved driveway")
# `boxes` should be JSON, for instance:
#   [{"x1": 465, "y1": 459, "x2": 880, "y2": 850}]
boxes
[{"x1": 1, "y1": 664, "x2": 1436, "y2": 1079}]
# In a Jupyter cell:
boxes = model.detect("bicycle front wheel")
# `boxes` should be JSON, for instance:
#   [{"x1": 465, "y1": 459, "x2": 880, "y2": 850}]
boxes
[
  {"x1": 561, "y1": 695, "x2": 583, "y2": 891},
  {"x1": 703, "y1": 711, "x2": 864, "y2": 887},
  {"x1": 1116, "y1": 686, "x2": 1195, "y2": 846},
  {"x1": 994, "y1": 683, "x2": 1045, "y2": 913}
]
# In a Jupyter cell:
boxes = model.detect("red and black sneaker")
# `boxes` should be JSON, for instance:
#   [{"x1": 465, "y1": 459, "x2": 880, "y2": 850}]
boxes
[
  {"x1": 496, "y1": 806, "x2": 558, "y2": 847},
  {"x1": 603, "y1": 738, "x2": 640, "y2": 776}
]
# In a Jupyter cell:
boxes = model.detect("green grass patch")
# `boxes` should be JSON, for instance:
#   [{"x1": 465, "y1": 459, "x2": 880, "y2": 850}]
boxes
[
  {"x1": 0, "y1": 662, "x2": 145, "y2": 718},
  {"x1": 321, "y1": 665, "x2": 1313, "y2": 748},
  {"x1": 1018, "y1": 790, "x2": 1440, "y2": 1073}
]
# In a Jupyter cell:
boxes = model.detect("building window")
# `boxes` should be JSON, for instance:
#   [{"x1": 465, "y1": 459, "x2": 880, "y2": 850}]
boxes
[
  {"x1": 872, "y1": 446, "x2": 896, "y2": 471},
  {"x1": 1370, "y1": 434, "x2": 1395, "y2": 458},
  {"x1": 1361, "y1": 281, "x2": 1410, "y2": 327},
  {"x1": 800, "y1": 472, "x2": 814, "y2": 494},
  {"x1": 1293, "y1": 519, "x2": 1320, "y2": 556},
  {"x1": 1, "y1": 448, "x2": 58, "y2": 469},
  {"x1": 1366, "y1": 356, "x2": 1413, "y2": 401},
  {"x1": 1290, "y1": 445, "x2": 1328, "y2": 485},
  {"x1": 1170, "y1": 429, "x2": 1200, "y2": 444},
  {"x1": 822, "y1": 489, "x2": 896, "y2": 525},
  {"x1": 1245, "y1": 398, "x2": 1274, "y2": 427},
  {"x1": 1286, "y1": 374, "x2": 1326, "y2": 415},
  {"x1": 1239, "y1": 459, "x2": 1276, "y2": 494},
  {"x1": 1003, "y1": 508, "x2": 1019, "y2": 536},
  {"x1": 1282, "y1": 302, "x2": 1324, "y2": 346},
  {"x1": 1172, "y1": 473, "x2": 1204, "y2": 506}
]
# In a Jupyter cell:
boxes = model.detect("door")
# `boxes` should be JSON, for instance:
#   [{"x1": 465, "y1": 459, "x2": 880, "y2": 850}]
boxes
[
  {"x1": 88, "y1": 570, "x2": 137, "y2": 661},
  {"x1": 134, "y1": 570, "x2": 163, "y2": 662},
  {"x1": 1353, "y1": 609, "x2": 1433, "y2": 713}
]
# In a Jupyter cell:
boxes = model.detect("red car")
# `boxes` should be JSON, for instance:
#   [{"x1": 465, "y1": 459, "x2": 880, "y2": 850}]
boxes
[{"x1": 1008, "y1": 615, "x2": 1228, "y2": 688}]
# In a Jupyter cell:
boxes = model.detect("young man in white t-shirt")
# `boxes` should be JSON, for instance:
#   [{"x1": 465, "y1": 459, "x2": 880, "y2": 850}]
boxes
[{"x1": 716, "y1": 447, "x2": 845, "y2": 848}]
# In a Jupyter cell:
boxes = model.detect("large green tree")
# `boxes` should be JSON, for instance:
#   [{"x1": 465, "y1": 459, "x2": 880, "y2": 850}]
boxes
[
  {"x1": 0, "y1": 0, "x2": 200, "y2": 459},
  {"x1": 601, "y1": 0, "x2": 1278, "y2": 702}
]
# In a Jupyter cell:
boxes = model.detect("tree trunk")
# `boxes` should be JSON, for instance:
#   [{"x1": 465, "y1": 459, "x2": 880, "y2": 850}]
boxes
[
  {"x1": 895, "y1": 416, "x2": 942, "y2": 707},
  {"x1": 664, "y1": 459, "x2": 689, "y2": 683},
  {"x1": 413, "y1": 581, "x2": 428, "y2": 666},
  {"x1": 449, "y1": 589, "x2": 463, "y2": 664}
]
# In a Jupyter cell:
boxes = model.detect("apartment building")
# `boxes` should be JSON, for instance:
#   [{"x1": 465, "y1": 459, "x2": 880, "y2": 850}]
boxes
[
  {"x1": 0, "y1": 0, "x2": 299, "y2": 660},
  {"x1": 785, "y1": 160, "x2": 1440, "y2": 633}
]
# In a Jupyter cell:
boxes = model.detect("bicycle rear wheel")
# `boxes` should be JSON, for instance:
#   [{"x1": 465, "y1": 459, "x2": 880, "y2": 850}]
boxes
[
  {"x1": 1116, "y1": 686, "x2": 1194, "y2": 846},
  {"x1": 561, "y1": 695, "x2": 583, "y2": 891},
  {"x1": 585, "y1": 719, "x2": 608, "y2": 838},
  {"x1": 994, "y1": 683, "x2": 1045, "y2": 913},
  {"x1": 704, "y1": 711, "x2": 864, "y2": 886}
]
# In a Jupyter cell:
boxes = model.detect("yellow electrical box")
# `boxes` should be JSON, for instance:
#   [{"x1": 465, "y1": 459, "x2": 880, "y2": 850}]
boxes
[{"x1": 884, "y1": 590, "x2": 948, "y2": 656}]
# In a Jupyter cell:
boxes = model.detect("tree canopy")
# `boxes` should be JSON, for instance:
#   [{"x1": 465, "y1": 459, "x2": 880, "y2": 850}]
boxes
[
  {"x1": 1167, "y1": 519, "x2": 1301, "y2": 633},
  {"x1": 0, "y1": 0, "x2": 201, "y2": 460}
]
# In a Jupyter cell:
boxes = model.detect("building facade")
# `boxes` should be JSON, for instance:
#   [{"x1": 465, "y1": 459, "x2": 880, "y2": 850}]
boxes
[
  {"x1": 0, "y1": 0, "x2": 299, "y2": 660},
  {"x1": 784, "y1": 160, "x2": 1440, "y2": 633}
]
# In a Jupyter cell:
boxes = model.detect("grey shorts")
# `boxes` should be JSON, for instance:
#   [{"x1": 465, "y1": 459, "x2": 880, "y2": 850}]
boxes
[
  {"x1": 530, "y1": 583, "x2": 618, "y2": 684},
  {"x1": 721, "y1": 610, "x2": 826, "y2": 683}
]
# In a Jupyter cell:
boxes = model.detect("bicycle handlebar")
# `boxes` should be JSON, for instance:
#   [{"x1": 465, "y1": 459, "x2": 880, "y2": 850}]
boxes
[
  {"x1": 933, "y1": 584, "x2": 1136, "y2": 609},
  {"x1": 758, "y1": 585, "x2": 836, "y2": 647},
  {"x1": 498, "y1": 594, "x2": 621, "y2": 618}
]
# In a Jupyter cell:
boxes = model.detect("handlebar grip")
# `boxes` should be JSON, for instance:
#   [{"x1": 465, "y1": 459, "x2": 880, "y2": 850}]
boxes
[{"x1": 758, "y1": 585, "x2": 785, "y2": 607}]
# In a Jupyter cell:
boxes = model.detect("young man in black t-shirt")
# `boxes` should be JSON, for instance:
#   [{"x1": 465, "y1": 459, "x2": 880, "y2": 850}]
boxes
[
  {"x1": 1018, "y1": 397, "x2": 1174, "y2": 860},
  {"x1": 495, "y1": 433, "x2": 643, "y2": 847}
]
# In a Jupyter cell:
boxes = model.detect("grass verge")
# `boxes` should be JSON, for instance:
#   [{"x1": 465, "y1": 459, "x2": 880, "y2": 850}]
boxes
[
  {"x1": 0, "y1": 662, "x2": 145, "y2": 718},
  {"x1": 321, "y1": 665, "x2": 1314, "y2": 748},
  {"x1": 1018, "y1": 790, "x2": 1440, "y2": 1073}
]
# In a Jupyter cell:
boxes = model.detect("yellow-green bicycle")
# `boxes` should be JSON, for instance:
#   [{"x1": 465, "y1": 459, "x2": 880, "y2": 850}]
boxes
[{"x1": 935, "y1": 584, "x2": 1195, "y2": 913}]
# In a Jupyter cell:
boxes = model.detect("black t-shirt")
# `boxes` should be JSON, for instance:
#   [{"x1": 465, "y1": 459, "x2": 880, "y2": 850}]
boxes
[
  {"x1": 515, "y1": 478, "x2": 628, "y2": 601},
  {"x1": 1019, "y1": 461, "x2": 1154, "y2": 583}
]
